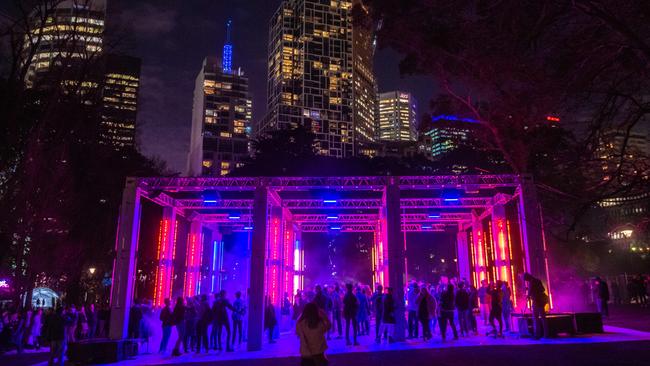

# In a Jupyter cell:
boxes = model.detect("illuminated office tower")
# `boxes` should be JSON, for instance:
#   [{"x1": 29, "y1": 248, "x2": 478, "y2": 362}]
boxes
[
  {"x1": 99, "y1": 54, "x2": 141, "y2": 150},
  {"x1": 188, "y1": 21, "x2": 252, "y2": 176},
  {"x1": 378, "y1": 91, "x2": 417, "y2": 142},
  {"x1": 259, "y1": 0, "x2": 377, "y2": 158},
  {"x1": 24, "y1": 0, "x2": 105, "y2": 88}
]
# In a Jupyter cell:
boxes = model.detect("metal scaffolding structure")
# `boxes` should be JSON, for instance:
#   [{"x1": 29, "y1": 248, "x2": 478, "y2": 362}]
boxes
[{"x1": 109, "y1": 175, "x2": 550, "y2": 352}]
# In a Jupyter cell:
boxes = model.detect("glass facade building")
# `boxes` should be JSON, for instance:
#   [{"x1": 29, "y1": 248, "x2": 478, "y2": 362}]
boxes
[
  {"x1": 99, "y1": 54, "x2": 141, "y2": 150},
  {"x1": 423, "y1": 116, "x2": 484, "y2": 159},
  {"x1": 378, "y1": 91, "x2": 417, "y2": 142},
  {"x1": 188, "y1": 57, "x2": 252, "y2": 176},
  {"x1": 259, "y1": 0, "x2": 377, "y2": 158}
]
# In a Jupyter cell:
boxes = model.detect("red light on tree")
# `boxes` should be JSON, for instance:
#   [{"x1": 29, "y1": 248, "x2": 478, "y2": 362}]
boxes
[{"x1": 546, "y1": 116, "x2": 560, "y2": 122}]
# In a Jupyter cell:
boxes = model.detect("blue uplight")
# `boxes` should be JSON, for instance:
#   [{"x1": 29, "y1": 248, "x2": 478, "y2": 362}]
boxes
[
  {"x1": 428, "y1": 213, "x2": 441, "y2": 218},
  {"x1": 422, "y1": 225, "x2": 432, "y2": 229},
  {"x1": 203, "y1": 199, "x2": 218, "y2": 204},
  {"x1": 243, "y1": 226, "x2": 253, "y2": 230},
  {"x1": 330, "y1": 226, "x2": 342, "y2": 230},
  {"x1": 443, "y1": 198, "x2": 459, "y2": 202},
  {"x1": 326, "y1": 215, "x2": 338, "y2": 219},
  {"x1": 323, "y1": 199, "x2": 337, "y2": 204},
  {"x1": 228, "y1": 215, "x2": 241, "y2": 220}
]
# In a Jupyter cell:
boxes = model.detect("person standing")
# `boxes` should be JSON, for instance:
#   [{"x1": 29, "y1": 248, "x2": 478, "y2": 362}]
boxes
[
  {"x1": 596, "y1": 277, "x2": 610, "y2": 317},
  {"x1": 184, "y1": 297, "x2": 197, "y2": 352},
  {"x1": 159, "y1": 298, "x2": 173, "y2": 354},
  {"x1": 439, "y1": 284, "x2": 459, "y2": 341},
  {"x1": 195, "y1": 294, "x2": 211, "y2": 353},
  {"x1": 524, "y1": 273, "x2": 549, "y2": 339},
  {"x1": 407, "y1": 282, "x2": 420, "y2": 339},
  {"x1": 455, "y1": 282, "x2": 470, "y2": 337},
  {"x1": 87, "y1": 304, "x2": 98, "y2": 339},
  {"x1": 342, "y1": 283, "x2": 359, "y2": 346},
  {"x1": 30, "y1": 308, "x2": 43, "y2": 350},
  {"x1": 478, "y1": 280, "x2": 490, "y2": 325},
  {"x1": 44, "y1": 307, "x2": 66, "y2": 366},
  {"x1": 63, "y1": 306, "x2": 77, "y2": 344},
  {"x1": 380, "y1": 287, "x2": 396, "y2": 343},
  {"x1": 296, "y1": 302, "x2": 331, "y2": 366},
  {"x1": 264, "y1": 296, "x2": 277, "y2": 343},
  {"x1": 501, "y1": 282, "x2": 513, "y2": 333},
  {"x1": 468, "y1": 285, "x2": 479, "y2": 335},
  {"x1": 416, "y1": 287, "x2": 436, "y2": 341},
  {"x1": 212, "y1": 290, "x2": 234, "y2": 351},
  {"x1": 330, "y1": 285, "x2": 342, "y2": 339},
  {"x1": 171, "y1": 297, "x2": 186, "y2": 356},
  {"x1": 231, "y1": 291, "x2": 246, "y2": 349},
  {"x1": 371, "y1": 284, "x2": 384, "y2": 343},
  {"x1": 356, "y1": 287, "x2": 369, "y2": 336}
]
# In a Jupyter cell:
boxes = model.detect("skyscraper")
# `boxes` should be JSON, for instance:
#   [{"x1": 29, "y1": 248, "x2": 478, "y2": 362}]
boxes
[
  {"x1": 24, "y1": 0, "x2": 106, "y2": 88},
  {"x1": 259, "y1": 0, "x2": 377, "y2": 158},
  {"x1": 187, "y1": 21, "x2": 252, "y2": 176},
  {"x1": 99, "y1": 54, "x2": 141, "y2": 150},
  {"x1": 422, "y1": 115, "x2": 485, "y2": 159},
  {"x1": 378, "y1": 91, "x2": 417, "y2": 142}
]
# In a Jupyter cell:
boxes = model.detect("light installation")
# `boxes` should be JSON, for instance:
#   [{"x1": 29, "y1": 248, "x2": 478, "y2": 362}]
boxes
[
  {"x1": 222, "y1": 19, "x2": 233, "y2": 73},
  {"x1": 153, "y1": 218, "x2": 176, "y2": 307},
  {"x1": 184, "y1": 229, "x2": 203, "y2": 297}
]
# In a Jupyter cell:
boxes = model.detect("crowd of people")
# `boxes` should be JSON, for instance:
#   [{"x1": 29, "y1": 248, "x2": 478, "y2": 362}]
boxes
[{"x1": 0, "y1": 303, "x2": 110, "y2": 365}]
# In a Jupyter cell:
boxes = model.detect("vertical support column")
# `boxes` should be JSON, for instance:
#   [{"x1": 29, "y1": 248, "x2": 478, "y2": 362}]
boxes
[
  {"x1": 109, "y1": 179, "x2": 141, "y2": 340},
  {"x1": 247, "y1": 183, "x2": 268, "y2": 351},
  {"x1": 385, "y1": 178, "x2": 406, "y2": 342},
  {"x1": 184, "y1": 218, "x2": 203, "y2": 297},
  {"x1": 153, "y1": 207, "x2": 176, "y2": 307},
  {"x1": 471, "y1": 213, "x2": 487, "y2": 286},
  {"x1": 491, "y1": 205, "x2": 512, "y2": 285},
  {"x1": 282, "y1": 215, "x2": 295, "y2": 303},
  {"x1": 518, "y1": 176, "x2": 551, "y2": 303},
  {"x1": 456, "y1": 225, "x2": 470, "y2": 281}
]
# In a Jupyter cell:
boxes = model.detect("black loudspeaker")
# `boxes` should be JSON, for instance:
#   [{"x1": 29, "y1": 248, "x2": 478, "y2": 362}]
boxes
[
  {"x1": 67, "y1": 339, "x2": 138, "y2": 364},
  {"x1": 546, "y1": 314, "x2": 576, "y2": 337},
  {"x1": 574, "y1": 312, "x2": 604, "y2": 333}
]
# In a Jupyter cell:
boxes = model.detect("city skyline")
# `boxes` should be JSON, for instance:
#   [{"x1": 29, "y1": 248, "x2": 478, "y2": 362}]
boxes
[{"x1": 100, "y1": 0, "x2": 435, "y2": 173}]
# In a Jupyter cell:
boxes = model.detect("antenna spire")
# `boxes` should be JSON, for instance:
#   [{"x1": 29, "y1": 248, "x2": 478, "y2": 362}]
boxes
[{"x1": 222, "y1": 19, "x2": 233, "y2": 73}]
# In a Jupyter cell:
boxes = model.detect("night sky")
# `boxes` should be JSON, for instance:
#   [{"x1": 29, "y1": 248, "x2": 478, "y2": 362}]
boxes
[{"x1": 107, "y1": 0, "x2": 437, "y2": 173}]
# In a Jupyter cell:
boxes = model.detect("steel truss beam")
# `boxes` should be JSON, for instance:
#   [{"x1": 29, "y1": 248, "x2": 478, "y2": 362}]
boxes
[
  {"x1": 401, "y1": 213, "x2": 472, "y2": 222},
  {"x1": 138, "y1": 175, "x2": 522, "y2": 193},
  {"x1": 293, "y1": 214, "x2": 379, "y2": 222},
  {"x1": 175, "y1": 199, "x2": 254, "y2": 209},
  {"x1": 402, "y1": 223, "x2": 448, "y2": 232},
  {"x1": 400, "y1": 197, "x2": 492, "y2": 208},
  {"x1": 200, "y1": 214, "x2": 253, "y2": 223},
  {"x1": 299, "y1": 224, "x2": 377, "y2": 232},
  {"x1": 283, "y1": 199, "x2": 382, "y2": 209}
]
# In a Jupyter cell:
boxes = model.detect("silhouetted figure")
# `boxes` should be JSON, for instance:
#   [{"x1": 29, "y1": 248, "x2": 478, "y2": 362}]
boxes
[
  {"x1": 264, "y1": 297, "x2": 277, "y2": 343},
  {"x1": 44, "y1": 307, "x2": 66, "y2": 366},
  {"x1": 524, "y1": 273, "x2": 549, "y2": 339},
  {"x1": 342, "y1": 283, "x2": 359, "y2": 346},
  {"x1": 231, "y1": 291, "x2": 246, "y2": 348},
  {"x1": 296, "y1": 302, "x2": 331, "y2": 366},
  {"x1": 195, "y1": 295, "x2": 211, "y2": 353},
  {"x1": 171, "y1": 297, "x2": 186, "y2": 356},
  {"x1": 488, "y1": 282, "x2": 504, "y2": 338},
  {"x1": 416, "y1": 287, "x2": 436, "y2": 341},
  {"x1": 455, "y1": 282, "x2": 470, "y2": 337},
  {"x1": 211, "y1": 290, "x2": 234, "y2": 351},
  {"x1": 439, "y1": 284, "x2": 459, "y2": 341},
  {"x1": 380, "y1": 287, "x2": 396, "y2": 343},
  {"x1": 371, "y1": 284, "x2": 384, "y2": 342},
  {"x1": 596, "y1": 277, "x2": 610, "y2": 317},
  {"x1": 159, "y1": 298, "x2": 172, "y2": 354}
]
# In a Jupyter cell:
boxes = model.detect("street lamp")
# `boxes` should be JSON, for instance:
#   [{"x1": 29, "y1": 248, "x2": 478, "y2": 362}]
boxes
[{"x1": 89, "y1": 267, "x2": 96, "y2": 275}]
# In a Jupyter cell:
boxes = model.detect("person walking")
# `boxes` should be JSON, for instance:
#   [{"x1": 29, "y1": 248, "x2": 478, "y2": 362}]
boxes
[
  {"x1": 455, "y1": 282, "x2": 470, "y2": 337},
  {"x1": 416, "y1": 287, "x2": 436, "y2": 341},
  {"x1": 159, "y1": 298, "x2": 173, "y2": 354},
  {"x1": 231, "y1": 291, "x2": 246, "y2": 349},
  {"x1": 407, "y1": 282, "x2": 420, "y2": 339},
  {"x1": 296, "y1": 302, "x2": 331, "y2": 366},
  {"x1": 86, "y1": 304, "x2": 98, "y2": 339},
  {"x1": 524, "y1": 273, "x2": 549, "y2": 339},
  {"x1": 171, "y1": 297, "x2": 186, "y2": 356},
  {"x1": 488, "y1": 282, "x2": 504, "y2": 338},
  {"x1": 439, "y1": 284, "x2": 459, "y2": 341},
  {"x1": 44, "y1": 307, "x2": 66, "y2": 366},
  {"x1": 342, "y1": 283, "x2": 359, "y2": 346}
]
